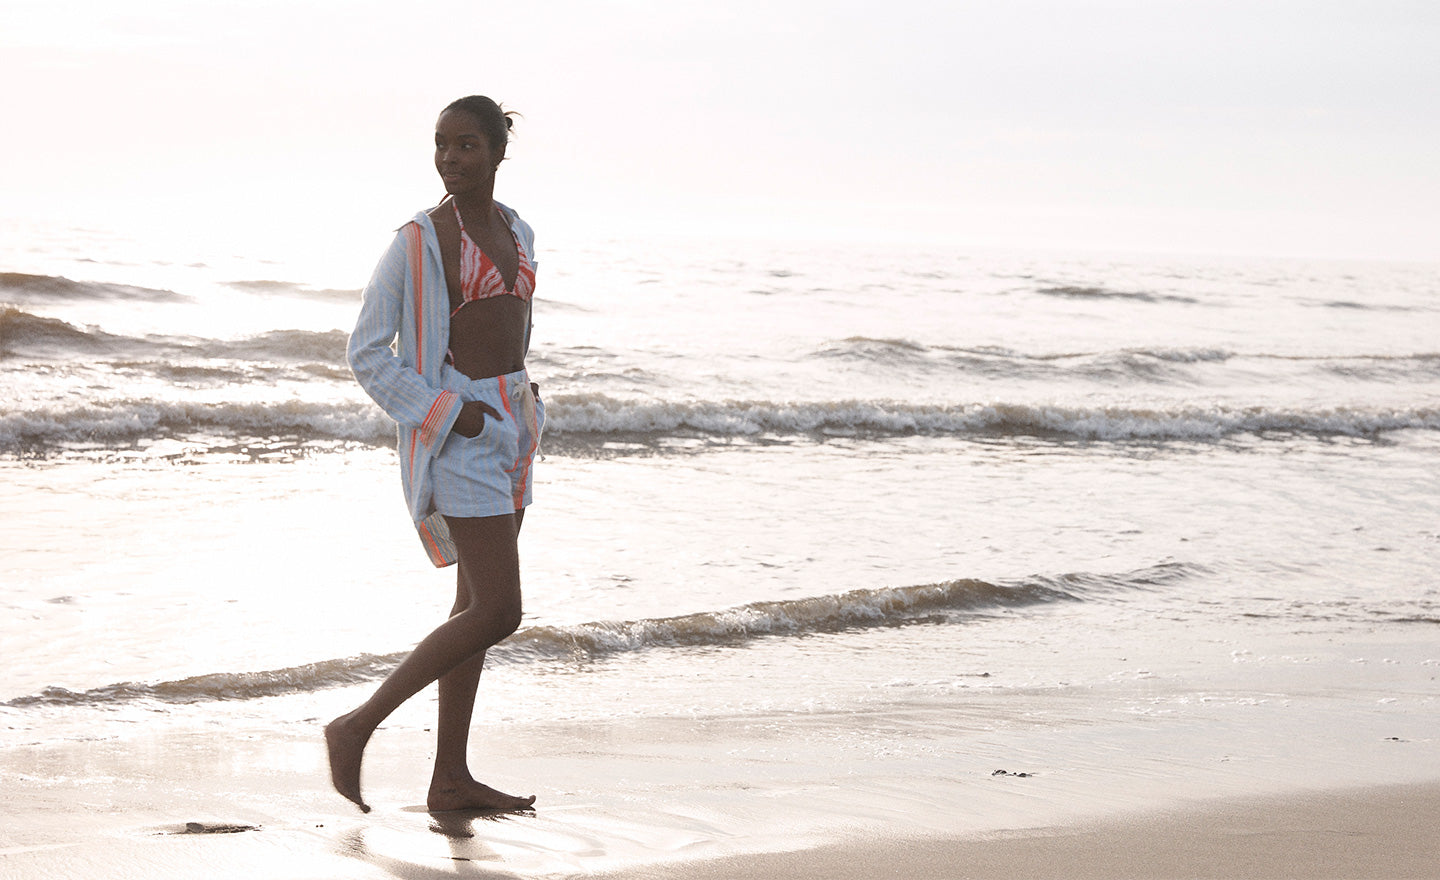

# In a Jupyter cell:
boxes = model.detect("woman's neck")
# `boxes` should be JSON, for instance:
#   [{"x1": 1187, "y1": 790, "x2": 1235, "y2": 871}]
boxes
[{"x1": 449, "y1": 182, "x2": 496, "y2": 214}]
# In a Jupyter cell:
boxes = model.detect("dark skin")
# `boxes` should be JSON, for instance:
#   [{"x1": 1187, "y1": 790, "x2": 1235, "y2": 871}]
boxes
[
  {"x1": 428, "y1": 108, "x2": 530, "y2": 436},
  {"x1": 325, "y1": 107, "x2": 537, "y2": 814}
]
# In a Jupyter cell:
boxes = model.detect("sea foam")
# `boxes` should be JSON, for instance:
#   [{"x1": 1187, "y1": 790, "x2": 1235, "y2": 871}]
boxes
[{"x1": 4, "y1": 393, "x2": 1438, "y2": 452}]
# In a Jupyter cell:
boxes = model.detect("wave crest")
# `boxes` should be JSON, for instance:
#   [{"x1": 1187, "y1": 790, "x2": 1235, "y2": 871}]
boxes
[
  {"x1": 6, "y1": 568, "x2": 1143, "y2": 707},
  {"x1": 542, "y1": 394, "x2": 1440, "y2": 442},
  {"x1": 0, "y1": 272, "x2": 187, "y2": 303},
  {"x1": 4, "y1": 394, "x2": 1438, "y2": 453},
  {"x1": 0, "y1": 398, "x2": 392, "y2": 450},
  {"x1": 0, "y1": 308, "x2": 348, "y2": 366},
  {"x1": 1036, "y1": 285, "x2": 1199, "y2": 305},
  {"x1": 0, "y1": 306, "x2": 126, "y2": 357}
]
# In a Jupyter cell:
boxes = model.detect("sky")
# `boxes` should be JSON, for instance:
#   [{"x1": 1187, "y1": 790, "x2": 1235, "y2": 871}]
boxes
[{"x1": 2, "y1": 0, "x2": 1438, "y2": 263}]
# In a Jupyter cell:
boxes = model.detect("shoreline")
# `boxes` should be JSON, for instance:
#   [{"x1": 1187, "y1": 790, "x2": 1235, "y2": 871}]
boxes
[
  {"x1": 589, "y1": 781, "x2": 1440, "y2": 880},
  {"x1": 4, "y1": 740, "x2": 1437, "y2": 880},
  {"x1": 3, "y1": 620, "x2": 1438, "y2": 878},
  {"x1": 3, "y1": 696, "x2": 1438, "y2": 879}
]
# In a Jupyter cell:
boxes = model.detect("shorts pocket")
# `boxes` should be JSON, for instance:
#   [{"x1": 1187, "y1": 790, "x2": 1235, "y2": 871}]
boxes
[
  {"x1": 471, "y1": 412, "x2": 506, "y2": 446},
  {"x1": 444, "y1": 410, "x2": 499, "y2": 455}
]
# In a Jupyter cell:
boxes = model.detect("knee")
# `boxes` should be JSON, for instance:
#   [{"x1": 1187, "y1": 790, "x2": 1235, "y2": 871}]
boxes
[
  {"x1": 456, "y1": 600, "x2": 522, "y2": 645},
  {"x1": 494, "y1": 603, "x2": 523, "y2": 641}
]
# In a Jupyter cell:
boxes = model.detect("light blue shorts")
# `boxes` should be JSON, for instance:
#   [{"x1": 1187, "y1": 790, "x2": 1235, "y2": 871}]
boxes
[{"x1": 431, "y1": 366, "x2": 545, "y2": 519}]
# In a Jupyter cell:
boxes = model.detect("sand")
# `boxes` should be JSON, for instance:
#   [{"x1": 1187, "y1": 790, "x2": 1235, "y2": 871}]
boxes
[
  {"x1": 597, "y1": 784, "x2": 1440, "y2": 880},
  {"x1": 4, "y1": 619, "x2": 1437, "y2": 878},
  {"x1": 3, "y1": 688, "x2": 1439, "y2": 880}
]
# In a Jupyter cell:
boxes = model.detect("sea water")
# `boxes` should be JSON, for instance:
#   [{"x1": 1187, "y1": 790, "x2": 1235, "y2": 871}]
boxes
[{"x1": 2, "y1": 217, "x2": 1438, "y2": 810}]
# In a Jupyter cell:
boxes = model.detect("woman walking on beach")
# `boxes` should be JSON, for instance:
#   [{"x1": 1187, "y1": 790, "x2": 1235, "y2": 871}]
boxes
[{"x1": 326, "y1": 95, "x2": 543, "y2": 814}]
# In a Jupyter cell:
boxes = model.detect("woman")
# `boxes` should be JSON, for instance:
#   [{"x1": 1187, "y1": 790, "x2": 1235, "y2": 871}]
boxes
[{"x1": 326, "y1": 95, "x2": 543, "y2": 814}]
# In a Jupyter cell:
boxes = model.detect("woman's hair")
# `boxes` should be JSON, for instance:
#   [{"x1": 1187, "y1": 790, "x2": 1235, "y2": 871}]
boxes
[{"x1": 442, "y1": 95, "x2": 517, "y2": 158}]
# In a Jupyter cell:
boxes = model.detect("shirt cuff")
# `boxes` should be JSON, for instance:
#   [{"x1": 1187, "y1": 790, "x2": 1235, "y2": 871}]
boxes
[{"x1": 418, "y1": 389, "x2": 462, "y2": 453}]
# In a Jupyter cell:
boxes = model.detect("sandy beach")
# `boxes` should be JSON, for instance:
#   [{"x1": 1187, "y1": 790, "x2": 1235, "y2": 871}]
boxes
[
  {"x1": 3, "y1": 727, "x2": 1437, "y2": 880},
  {"x1": 596, "y1": 783, "x2": 1440, "y2": 880},
  {"x1": 4, "y1": 616, "x2": 1438, "y2": 880}
]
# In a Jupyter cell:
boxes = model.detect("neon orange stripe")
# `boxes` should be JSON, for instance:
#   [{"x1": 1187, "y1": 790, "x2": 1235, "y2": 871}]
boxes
[
  {"x1": 499, "y1": 376, "x2": 518, "y2": 476},
  {"x1": 515, "y1": 416, "x2": 536, "y2": 507},
  {"x1": 503, "y1": 380, "x2": 539, "y2": 509},
  {"x1": 406, "y1": 222, "x2": 425, "y2": 374},
  {"x1": 513, "y1": 454, "x2": 530, "y2": 509},
  {"x1": 420, "y1": 391, "x2": 454, "y2": 441},
  {"x1": 417, "y1": 519, "x2": 443, "y2": 562}
]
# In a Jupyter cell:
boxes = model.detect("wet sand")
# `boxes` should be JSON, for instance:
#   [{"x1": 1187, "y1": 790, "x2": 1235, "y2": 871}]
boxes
[
  {"x1": 595, "y1": 783, "x2": 1440, "y2": 880},
  {"x1": 3, "y1": 679, "x2": 1438, "y2": 880},
  {"x1": 4, "y1": 617, "x2": 1437, "y2": 878}
]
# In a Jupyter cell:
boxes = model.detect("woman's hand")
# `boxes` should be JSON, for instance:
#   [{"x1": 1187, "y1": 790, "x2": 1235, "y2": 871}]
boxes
[{"x1": 452, "y1": 400, "x2": 502, "y2": 437}]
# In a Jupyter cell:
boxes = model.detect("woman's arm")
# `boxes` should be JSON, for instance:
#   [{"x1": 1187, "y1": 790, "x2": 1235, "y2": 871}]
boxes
[{"x1": 347, "y1": 226, "x2": 463, "y2": 451}]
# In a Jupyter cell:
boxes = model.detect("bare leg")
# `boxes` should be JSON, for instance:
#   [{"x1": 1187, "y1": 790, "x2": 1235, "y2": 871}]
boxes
[
  {"x1": 428, "y1": 511, "x2": 534, "y2": 811},
  {"x1": 326, "y1": 511, "x2": 532, "y2": 812}
]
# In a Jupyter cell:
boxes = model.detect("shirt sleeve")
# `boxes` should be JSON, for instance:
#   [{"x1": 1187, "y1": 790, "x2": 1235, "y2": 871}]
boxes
[
  {"x1": 512, "y1": 212, "x2": 537, "y2": 356},
  {"x1": 347, "y1": 226, "x2": 462, "y2": 455}
]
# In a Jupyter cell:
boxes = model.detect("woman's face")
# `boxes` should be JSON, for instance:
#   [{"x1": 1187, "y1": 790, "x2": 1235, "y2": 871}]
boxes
[{"x1": 434, "y1": 109, "x2": 499, "y2": 197}]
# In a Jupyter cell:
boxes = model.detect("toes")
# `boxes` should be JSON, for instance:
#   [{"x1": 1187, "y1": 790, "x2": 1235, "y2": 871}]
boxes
[{"x1": 325, "y1": 719, "x2": 370, "y2": 812}]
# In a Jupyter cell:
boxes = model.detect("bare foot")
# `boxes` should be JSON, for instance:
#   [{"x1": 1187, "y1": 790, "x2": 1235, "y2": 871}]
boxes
[
  {"x1": 427, "y1": 775, "x2": 536, "y2": 812},
  {"x1": 325, "y1": 714, "x2": 372, "y2": 813}
]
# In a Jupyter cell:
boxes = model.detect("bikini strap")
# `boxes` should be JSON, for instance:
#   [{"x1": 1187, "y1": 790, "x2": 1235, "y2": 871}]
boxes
[{"x1": 454, "y1": 200, "x2": 508, "y2": 236}]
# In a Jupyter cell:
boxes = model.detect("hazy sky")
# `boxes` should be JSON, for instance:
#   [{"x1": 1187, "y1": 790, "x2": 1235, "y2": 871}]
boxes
[{"x1": 3, "y1": 0, "x2": 1438, "y2": 261}]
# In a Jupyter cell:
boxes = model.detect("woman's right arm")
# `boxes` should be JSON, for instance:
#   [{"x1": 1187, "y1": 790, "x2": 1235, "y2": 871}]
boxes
[{"x1": 347, "y1": 227, "x2": 464, "y2": 451}]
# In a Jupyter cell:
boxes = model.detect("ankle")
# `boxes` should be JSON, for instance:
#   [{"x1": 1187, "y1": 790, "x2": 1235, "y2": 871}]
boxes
[
  {"x1": 430, "y1": 767, "x2": 474, "y2": 787},
  {"x1": 329, "y1": 711, "x2": 376, "y2": 743}
]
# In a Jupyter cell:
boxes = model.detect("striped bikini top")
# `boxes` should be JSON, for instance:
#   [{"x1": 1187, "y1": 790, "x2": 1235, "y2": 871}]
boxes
[{"x1": 451, "y1": 200, "x2": 535, "y2": 315}]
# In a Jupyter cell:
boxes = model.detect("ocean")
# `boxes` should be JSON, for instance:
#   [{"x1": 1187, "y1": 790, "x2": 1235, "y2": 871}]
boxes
[{"x1": 2, "y1": 216, "x2": 1438, "y2": 872}]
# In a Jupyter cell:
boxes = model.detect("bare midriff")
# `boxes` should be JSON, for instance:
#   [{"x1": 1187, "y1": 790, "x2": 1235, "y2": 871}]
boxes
[{"x1": 447, "y1": 295, "x2": 528, "y2": 380}]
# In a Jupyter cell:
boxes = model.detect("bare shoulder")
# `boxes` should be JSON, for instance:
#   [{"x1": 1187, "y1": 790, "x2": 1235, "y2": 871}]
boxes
[{"x1": 425, "y1": 206, "x2": 459, "y2": 249}]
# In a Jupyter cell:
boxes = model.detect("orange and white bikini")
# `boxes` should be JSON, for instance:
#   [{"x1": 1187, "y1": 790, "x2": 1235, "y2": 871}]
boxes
[{"x1": 451, "y1": 200, "x2": 535, "y2": 314}]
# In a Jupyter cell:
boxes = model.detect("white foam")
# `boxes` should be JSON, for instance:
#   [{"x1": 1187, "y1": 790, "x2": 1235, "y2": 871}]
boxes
[
  {"x1": 542, "y1": 394, "x2": 1440, "y2": 441},
  {"x1": 4, "y1": 394, "x2": 1438, "y2": 451}
]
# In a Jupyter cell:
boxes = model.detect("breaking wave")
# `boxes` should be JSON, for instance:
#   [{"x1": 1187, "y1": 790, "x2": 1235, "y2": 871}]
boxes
[
  {"x1": 541, "y1": 395, "x2": 1440, "y2": 442},
  {"x1": 811, "y1": 337, "x2": 1234, "y2": 383},
  {"x1": 0, "y1": 272, "x2": 188, "y2": 303},
  {"x1": 4, "y1": 394, "x2": 1438, "y2": 452},
  {"x1": 811, "y1": 337, "x2": 1440, "y2": 384},
  {"x1": 5, "y1": 564, "x2": 1194, "y2": 707},
  {"x1": 0, "y1": 306, "x2": 131, "y2": 357},
  {"x1": 0, "y1": 306, "x2": 347, "y2": 364},
  {"x1": 0, "y1": 398, "x2": 393, "y2": 450}
]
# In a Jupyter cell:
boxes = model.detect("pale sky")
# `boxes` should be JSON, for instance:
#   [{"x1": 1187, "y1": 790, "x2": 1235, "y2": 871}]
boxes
[{"x1": 3, "y1": 0, "x2": 1438, "y2": 262}]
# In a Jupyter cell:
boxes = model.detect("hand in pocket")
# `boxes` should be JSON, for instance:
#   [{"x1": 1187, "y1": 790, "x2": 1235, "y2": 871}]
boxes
[{"x1": 453, "y1": 400, "x2": 502, "y2": 438}]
